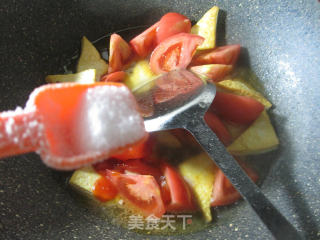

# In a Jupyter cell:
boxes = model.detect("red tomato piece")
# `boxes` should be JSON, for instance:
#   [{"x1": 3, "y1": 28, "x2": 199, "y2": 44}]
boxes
[
  {"x1": 118, "y1": 159, "x2": 162, "y2": 181},
  {"x1": 150, "y1": 33, "x2": 204, "y2": 74},
  {"x1": 156, "y1": 12, "x2": 191, "y2": 44},
  {"x1": 111, "y1": 136, "x2": 150, "y2": 161},
  {"x1": 93, "y1": 176, "x2": 118, "y2": 202},
  {"x1": 108, "y1": 34, "x2": 132, "y2": 73},
  {"x1": 191, "y1": 44, "x2": 241, "y2": 66},
  {"x1": 110, "y1": 172, "x2": 166, "y2": 218},
  {"x1": 100, "y1": 71, "x2": 126, "y2": 82},
  {"x1": 210, "y1": 91, "x2": 264, "y2": 125},
  {"x1": 152, "y1": 69, "x2": 203, "y2": 104},
  {"x1": 204, "y1": 112, "x2": 232, "y2": 146},
  {"x1": 129, "y1": 21, "x2": 160, "y2": 58},
  {"x1": 161, "y1": 162, "x2": 195, "y2": 212},
  {"x1": 159, "y1": 175, "x2": 172, "y2": 206},
  {"x1": 190, "y1": 64, "x2": 233, "y2": 82},
  {"x1": 211, "y1": 162, "x2": 258, "y2": 207},
  {"x1": 93, "y1": 158, "x2": 123, "y2": 176},
  {"x1": 93, "y1": 158, "x2": 161, "y2": 179}
]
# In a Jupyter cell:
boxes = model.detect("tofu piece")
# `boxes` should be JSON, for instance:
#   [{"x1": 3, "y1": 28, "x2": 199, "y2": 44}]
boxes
[
  {"x1": 154, "y1": 131, "x2": 182, "y2": 148},
  {"x1": 178, "y1": 153, "x2": 218, "y2": 222},
  {"x1": 227, "y1": 111, "x2": 279, "y2": 155},
  {"x1": 223, "y1": 120, "x2": 248, "y2": 141},
  {"x1": 77, "y1": 36, "x2": 109, "y2": 81},
  {"x1": 69, "y1": 166, "x2": 101, "y2": 194},
  {"x1": 124, "y1": 60, "x2": 157, "y2": 94},
  {"x1": 191, "y1": 6, "x2": 219, "y2": 50},
  {"x1": 69, "y1": 166, "x2": 118, "y2": 206},
  {"x1": 45, "y1": 69, "x2": 96, "y2": 84},
  {"x1": 217, "y1": 79, "x2": 272, "y2": 109}
]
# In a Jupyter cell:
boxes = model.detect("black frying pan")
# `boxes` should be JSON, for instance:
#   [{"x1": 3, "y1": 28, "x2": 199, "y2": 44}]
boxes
[{"x1": 1, "y1": 0, "x2": 319, "y2": 239}]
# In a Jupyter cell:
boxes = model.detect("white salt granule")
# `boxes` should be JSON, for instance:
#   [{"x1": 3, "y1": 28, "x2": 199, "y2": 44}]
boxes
[
  {"x1": 2, "y1": 106, "x2": 25, "y2": 137},
  {"x1": 5, "y1": 117, "x2": 15, "y2": 135},
  {"x1": 73, "y1": 85, "x2": 145, "y2": 155},
  {"x1": 0, "y1": 107, "x2": 44, "y2": 150}
]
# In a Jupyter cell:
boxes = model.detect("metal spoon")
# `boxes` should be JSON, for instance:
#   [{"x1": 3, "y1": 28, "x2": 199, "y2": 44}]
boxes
[{"x1": 135, "y1": 70, "x2": 303, "y2": 240}]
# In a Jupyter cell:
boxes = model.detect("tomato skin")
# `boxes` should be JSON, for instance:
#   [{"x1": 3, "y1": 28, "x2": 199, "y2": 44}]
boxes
[
  {"x1": 111, "y1": 136, "x2": 150, "y2": 161},
  {"x1": 150, "y1": 33, "x2": 204, "y2": 74},
  {"x1": 94, "y1": 157, "x2": 161, "y2": 178},
  {"x1": 100, "y1": 71, "x2": 126, "y2": 82},
  {"x1": 190, "y1": 64, "x2": 233, "y2": 82},
  {"x1": 210, "y1": 91, "x2": 264, "y2": 125},
  {"x1": 93, "y1": 176, "x2": 118, "y2": 202},
  {"x1": 130, "y1": 22, "x2": 160, "y2": 58},
  {"x1": 152, "y1": 69, "x2": 203, "y2": 104},
  {"x1": 110, "y1": 173, "x2": 166, "y2": 218},
  {"x1": 161, "y1": 162, "x2": 195, "y2": 212},
  {"x1": 211, "y1": 162, "x2": 258, "y2": 207},
  {"x1": 109, "y1": 34, "x2": 132, "y2": 73},
  {"x1": 93, "y1": 158, "x2": 120, "y2": 172},
  {"x1": 93, "y1": 158, "x2": 125, "y2": 184},
  {"x1": 159, "y1": 175, "x2": 172, "y2": 205},
  {"x1": 118, "y1": 159, "x2": 162, "y2": 180},
  {"x1": 156, "y1": 12, "x2": 191, "y2": 44},
  {"x1": 204, "y1": 112, "x2": 232, "y2": 146},
  {"x1": 191, "y1": 44, "x2": 241, "y2": 66}
]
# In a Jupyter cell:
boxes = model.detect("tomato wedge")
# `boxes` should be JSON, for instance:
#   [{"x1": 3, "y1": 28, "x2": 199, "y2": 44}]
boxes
[
  {"x1": 93, "y1": 156, "x2": 161, "y2": 177},
  {"x1": 129, "y1": 22, "x2": 160, "y2": 58},
  {"x1": 191, "y1": 44, "x2": 241, "y2": 66},
  {"x1": 211, "y1": 162, "x2": 258, "y2": 207},
  {"x1": 110, "y1": 172, "x2": 165, "y2": 218},
  {"x1": 118, "y1": 159, "x2": 162, "y2": 180},
  {"x1": 161, "y1": 162, "x2": 195, "y2": 212},
  {"x1": 112, "y1": 137, "x2": 150, "y2": 161},
  {"x1": 210, "y1": 91, "x2": 264, "y2": 125},
  {"x1": 108, "y1": 34, "x2": 132, "y2": 73},
  {"x1": 93, "y1": 158, "x2": 122, "y2": 176},
  {"x1": 190, "y1": 64, "x2": 233, "y2": 82},
  {"x1": 159, "y1": 175, "x2": 172, "y2": 206},
  {"x1": 93, "y1": 176, "x2": 118, "y2": 202},
  {"x1": 101, "y1": 71, "x2": 126, "y2": 82},
  {"x1": 152, "y1": 69, "x2": 203, "y2": 104},
  {"x1": 156, "y1": 12, "x2": 191, "y2": 44},
  {"x1": 150, "y1": 33, "x2": 204, "y2": 74},
  {"x1": 204, "y1": 112, "x2": 232, "y2": 146}
]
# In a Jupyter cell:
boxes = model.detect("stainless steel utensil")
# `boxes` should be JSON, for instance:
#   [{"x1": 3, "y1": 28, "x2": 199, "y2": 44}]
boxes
[{"x1": 137, "y1": 70, "x2": 303, "y2": 240}]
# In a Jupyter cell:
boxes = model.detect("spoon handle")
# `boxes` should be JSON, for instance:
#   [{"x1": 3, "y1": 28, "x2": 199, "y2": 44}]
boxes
[
  {"x1": 186, "y1": 118, "x2": 303, "y2": 240},
  {"x1": 0, "y1": 109, "x2": 40, "y2": 158}
]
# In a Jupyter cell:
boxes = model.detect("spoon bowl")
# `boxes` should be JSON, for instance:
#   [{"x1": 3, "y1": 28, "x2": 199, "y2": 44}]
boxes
[{"x1": 141, "y1": 72, "x2": 216, "y2": 132}]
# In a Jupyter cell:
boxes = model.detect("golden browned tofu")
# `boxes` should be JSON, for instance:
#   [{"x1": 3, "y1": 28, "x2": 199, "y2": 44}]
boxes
[
  {"x1": 217, "y1": 79, "x2": 272, "y2": 109},
  {"x1": 191, "y1": 6, "x2": 219, "y2": 50},
  {"x1": 178, "y1": 153, "x2": 218, "y2": 222},
  {"x1": 227, "y1": 111, "x2": 279, "y2": 155},
  {"x1": 77, "y1": 36, "x2": 109, "y2": 81},
  {"x1": 69, "y1": 167, "x2": 119, "y2": 207},
  {"x1": 45, "y1": 69, "x2": 96, "y2": 84},
  {"x1": 154, "y1": 131, "x2": 182, "y2": 148},
  {"x1": 124, "y1": 60, "x2": 157, "y2": 93},
  {"x1": 223, "y1": 121, "x2": 248, "y2": 142}
]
